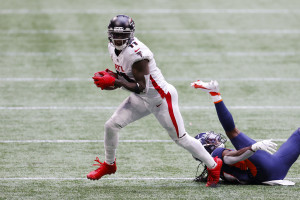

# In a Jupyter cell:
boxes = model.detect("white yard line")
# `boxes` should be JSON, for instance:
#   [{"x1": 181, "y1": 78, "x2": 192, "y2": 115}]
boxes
[
  {"x1": 0, "y1": 52, "x2": 297, "y2": 57},
  {"x1": 0, "y1": 139, "x2": 171, "y2": 143},
  {"x1": 1, "y1": 29, "x2": 300, "y2": 35},
  {"x1": 0, "y1": 30, "x2": 83, "y2": 34},
  {"x1": 0, "y1": 139, "x2": 289, "y2": 143},
  {"x1": 0, "y1": 177, "x2": 194, "y2": 181},
  {"x1": 138, "y1": 29, "x2": 300, "y2": 34},
  {"x1": 183, "y1": 106, "x2": 300, "y2": 110},
  {"x1": 0, "y1": 52, "x2": 106, "y2": 56},
  {"x1": 0, "y1": 51, "x2": 298, "y2": 57},
  {"x1": 0, "y1": 177, "x2": 299, "y2": 180},
  {"x1": 0, "y1": 106, "x2": 299, "y2": 110},
  {"x1": 0, "y1": 106, "x2": 118, "y2": 110},
  {"x1": 0, "y1": 78, "x2": 91, "y2": 81},
  {"x1": 0, "y1": 9, "x2": 300, "y2": 14},
  {"x1": 0, "y1": 77, "x2": 300, "y2": 82}
]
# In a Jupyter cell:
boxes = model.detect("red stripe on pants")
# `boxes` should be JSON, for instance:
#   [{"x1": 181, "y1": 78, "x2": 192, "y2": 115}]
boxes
[
  {"x1": 165, "y1": 92, "x2": 179, "y2": 138},
  {"x1": 150, "y1": 75, "x2": 165, "y2": 98}
]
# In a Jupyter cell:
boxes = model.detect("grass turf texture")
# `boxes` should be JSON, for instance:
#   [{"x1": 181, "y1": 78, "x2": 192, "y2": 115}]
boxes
[{"x1": 1, "y1": 0, "x2": 300, "y2": 199}]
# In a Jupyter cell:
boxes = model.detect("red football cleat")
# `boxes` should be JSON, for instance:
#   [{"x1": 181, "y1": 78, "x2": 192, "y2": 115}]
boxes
[
  {"x1": 87, "y1": 157, "x2": 117, "y2": 180},
  {"x1": 206, "y1": 157, "x2": 223, "y2": 187}
]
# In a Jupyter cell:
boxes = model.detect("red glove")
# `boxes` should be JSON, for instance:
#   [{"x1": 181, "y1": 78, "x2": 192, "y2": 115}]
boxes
[
  {"x1": 93, "y1": 73, "x2": 116, "y2": 90},
  {"x1": 104, "y1": 68, "x2": 118, "y2": 78},
  {"x1": 94, "y1": 69, "x2": 117, "y2": 79}
]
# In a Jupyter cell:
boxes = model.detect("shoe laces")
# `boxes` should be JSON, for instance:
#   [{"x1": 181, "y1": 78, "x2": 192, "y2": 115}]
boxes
[{"x1": 92, "y1": 157, "x2": 105, "y2": 167}]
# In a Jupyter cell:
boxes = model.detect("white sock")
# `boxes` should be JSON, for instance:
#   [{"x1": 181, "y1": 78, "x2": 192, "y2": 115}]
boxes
[
  {"x1": 175, "y1": 133, "x2": 216, "y2": 169},
  {"x1": 105, "y1": 148, "x2": 116, "y2": 165},
  {"x1": 104, "y1": 119, "x2": 120, "y2": 164},
  {"x1": 209, "y1": 92, "x2": 222, "y2": 104}
]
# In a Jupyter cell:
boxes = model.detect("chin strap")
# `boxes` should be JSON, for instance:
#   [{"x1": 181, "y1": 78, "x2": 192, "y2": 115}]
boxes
[{"x1": 194, "y1": 162, "x2": 208, "y2": 182}]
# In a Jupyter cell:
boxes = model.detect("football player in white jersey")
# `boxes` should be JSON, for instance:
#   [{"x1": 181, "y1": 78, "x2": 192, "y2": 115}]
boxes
[{"x1": 87, "y1": 14, "x2": 222, "y2": 187}]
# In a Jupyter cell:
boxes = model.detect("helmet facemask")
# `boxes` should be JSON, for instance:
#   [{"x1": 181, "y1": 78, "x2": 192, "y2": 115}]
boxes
[
  {"x1": 108, "y1": 29, "x2": 134, "y2": 50},
  {"x1": 193, "y1": 131, "x2": 227, "y2": 183},
  {"x1": 107, "y1": 15, "x2": 135, "y2": 51}
]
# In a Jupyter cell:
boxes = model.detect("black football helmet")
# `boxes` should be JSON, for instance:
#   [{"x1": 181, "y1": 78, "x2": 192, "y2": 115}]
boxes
[
  {"x1": 195, "y1": 131, "x2": 227, "y2": 155},
  {"x1": 108, "y1": 15, "x2": 135, "y2": 50}
]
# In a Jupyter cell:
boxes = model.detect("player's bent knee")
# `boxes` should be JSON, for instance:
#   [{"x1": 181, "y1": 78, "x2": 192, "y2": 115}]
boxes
[{"x1": 105, "y1": 118, "x2": 122, "y2": 134}]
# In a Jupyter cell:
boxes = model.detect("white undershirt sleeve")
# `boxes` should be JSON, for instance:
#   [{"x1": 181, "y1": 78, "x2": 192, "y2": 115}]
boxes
[{"x1": 223, "y1": 150, "x2": 255, "y2": 165}]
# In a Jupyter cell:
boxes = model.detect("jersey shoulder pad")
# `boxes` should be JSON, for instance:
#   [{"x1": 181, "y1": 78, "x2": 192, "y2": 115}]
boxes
[{"x1": 127, "y1": 38, "x2": 153, "y2": 61}]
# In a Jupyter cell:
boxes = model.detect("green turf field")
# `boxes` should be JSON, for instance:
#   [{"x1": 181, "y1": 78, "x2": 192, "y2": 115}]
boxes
[{"x1": 1, "y1": 0, "x2": 300, "y2": 199}]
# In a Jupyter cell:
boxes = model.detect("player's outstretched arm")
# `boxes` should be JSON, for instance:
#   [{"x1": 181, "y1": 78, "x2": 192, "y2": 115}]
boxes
[
  {"x1": 222, "y1": 147, "x2": 255, "y2": 165},
  {"x1": 222, "y1": 140, "x2": 277, "y2": 165}
]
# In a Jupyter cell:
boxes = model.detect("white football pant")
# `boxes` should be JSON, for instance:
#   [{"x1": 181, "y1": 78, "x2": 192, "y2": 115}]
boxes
[{"x1": 104, "y1": 84, "x2": 216, "y2": 168}]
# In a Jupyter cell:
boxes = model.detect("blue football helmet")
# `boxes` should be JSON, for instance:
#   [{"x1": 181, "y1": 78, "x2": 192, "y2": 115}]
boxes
[
  {"x1": 193, "y1": 131, "x2": 227, "y2": 182},
  {"x1": 195, "y1": 131, "x2": 227, "y2": 155},
  {"x1": 108, "y1": 15, "x2": 135, "y2": 50}
]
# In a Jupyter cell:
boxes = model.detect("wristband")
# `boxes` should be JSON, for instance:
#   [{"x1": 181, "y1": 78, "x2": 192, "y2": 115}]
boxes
[{"x1": 134, "y1": 83, "x2": 140, "y2": 94}]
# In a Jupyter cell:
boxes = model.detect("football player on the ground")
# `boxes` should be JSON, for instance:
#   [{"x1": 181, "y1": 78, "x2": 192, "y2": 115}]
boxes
[
  {"x1": 87, "y1": 14, "x2": 222, "y2": 187},
  {"x1": 191, "y1": 80, "x2": 299, "y2": 185}
]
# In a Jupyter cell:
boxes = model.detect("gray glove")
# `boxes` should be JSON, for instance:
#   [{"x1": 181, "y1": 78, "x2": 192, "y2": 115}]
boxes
[{"x1": 251, "y1": 140, "x2": 277, "y2": 154}]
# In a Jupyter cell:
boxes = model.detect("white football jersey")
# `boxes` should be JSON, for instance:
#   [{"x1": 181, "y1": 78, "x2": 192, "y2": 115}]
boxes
[{"x1": 108, "y1": 37, "x2": 168, "y2": 99}]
